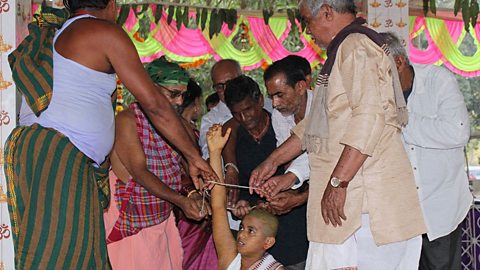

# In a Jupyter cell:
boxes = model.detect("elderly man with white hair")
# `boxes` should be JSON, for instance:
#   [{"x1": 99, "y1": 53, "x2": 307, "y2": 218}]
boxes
[{"x1": 250, "y1": 0, "x2": 427, "y2": 269}]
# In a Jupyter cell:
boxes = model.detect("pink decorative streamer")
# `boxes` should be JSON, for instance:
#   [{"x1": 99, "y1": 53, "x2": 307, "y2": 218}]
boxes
[
  {"x1": 124, "y1": 8, "x2": 137, "y2": 32},
  {"x1": 247, "y1": 17, "x2": 324, "y2": 63},
  {"x1": 443, "y1": 61, "x2": 480, "y2": 77},
  {"x1": 30, "y1": 3, "x2": 478, "y2": 75},
  {"x1": 409, "y1": 17, "x2": 442, "y2": 65},
  {"x1": 140, "y1": 51, "x2": 165, "y2": 63},
  {"x1": 409, "y1": 16, "x2": 480, "y2": 77},
  {"x1": 32, "y1": 3, "x2": 38, "y2": 13},
  {"x1": 221, "y1": 22, "x2": 236, "y2": 37},
  {"x1": 443, "y1": 19, "x2": 463, "y2": 43},
  {"x1": 153, "y1": 13, "x2": 215, "y2": 57},
  {"x1": 409, "y1": 45, "x2": 440, "y2": 65},
  {"x1": 411, "y1": 16, "x2": 423, "y2": 34}
]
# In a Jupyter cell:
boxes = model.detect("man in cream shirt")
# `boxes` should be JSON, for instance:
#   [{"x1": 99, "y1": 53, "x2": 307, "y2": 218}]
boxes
[{"x1": 250, "y1": 0, "x2": 426, "y2": 268}]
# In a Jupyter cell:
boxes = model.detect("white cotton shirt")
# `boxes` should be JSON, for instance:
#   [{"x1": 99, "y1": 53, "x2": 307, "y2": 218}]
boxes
[
  {"x1": 271, "y1": 90, "x2": 313, "y2": 188},
  {"x1": 199, "y1": 101, "x2": 233, "y2": 159},
  {"x1": 402, "y1": 64, "x2": 473, "y2": 241}
]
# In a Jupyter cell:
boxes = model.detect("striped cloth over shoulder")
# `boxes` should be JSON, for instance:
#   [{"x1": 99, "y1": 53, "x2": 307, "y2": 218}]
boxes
[{"x1": 8, "y1": 6, "x2": 68, "y2": 116}]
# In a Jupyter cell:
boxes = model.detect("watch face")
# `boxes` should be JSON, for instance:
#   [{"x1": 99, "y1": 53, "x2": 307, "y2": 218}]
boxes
[{"x1": 330, "y1": 177, "x2": 340, "y2": 187}]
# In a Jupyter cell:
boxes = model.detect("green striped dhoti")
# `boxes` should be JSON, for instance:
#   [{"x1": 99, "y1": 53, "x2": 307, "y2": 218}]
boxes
[{"x1": 4, "y1": 124, "x2": 111, "y2": 269}]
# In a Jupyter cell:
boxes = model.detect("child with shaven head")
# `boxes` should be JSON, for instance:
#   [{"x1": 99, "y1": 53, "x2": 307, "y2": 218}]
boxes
[
  {"x1": 246, "y1": 209, "x2": 279, "y2": 238},
  {"x1": 207, "y1": 124, "x2": 284, "y2": 270}
]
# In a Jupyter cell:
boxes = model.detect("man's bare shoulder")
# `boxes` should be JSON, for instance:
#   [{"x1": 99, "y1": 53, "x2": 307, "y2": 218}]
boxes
[{"x1": 69, "y1": 18, "x2": 128, "y2": 41}]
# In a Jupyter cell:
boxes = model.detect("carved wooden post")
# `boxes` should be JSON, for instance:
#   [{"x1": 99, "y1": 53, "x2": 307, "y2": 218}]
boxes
[{"x1": 0, "y1": 0, "x2": 30, "y2": 268}]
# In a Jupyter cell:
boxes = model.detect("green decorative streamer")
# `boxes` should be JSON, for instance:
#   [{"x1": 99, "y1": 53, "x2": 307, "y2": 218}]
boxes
[
  {"x1": 409, "y1": 16, "x2": 417, "y2": 34},
  {"x1": 203, "y1": 15, "x2": 272, "y2": 67},
  {"x1": 425, "y1": 17, "x2": 480, "y2": 72},
  {"x1": 31, "y1": 4, "x2": 479, "y2": 73},
  {"x1": 269, "y1": 17, "x2": 289, "y2": 39}
]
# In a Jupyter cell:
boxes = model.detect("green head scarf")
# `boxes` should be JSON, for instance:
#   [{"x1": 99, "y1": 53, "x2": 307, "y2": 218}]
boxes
[{"x1": 144, "y1": 57, "x2": 189, "y2": 86}]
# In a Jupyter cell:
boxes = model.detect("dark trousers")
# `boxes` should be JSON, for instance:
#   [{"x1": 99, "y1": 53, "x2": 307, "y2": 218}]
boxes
[{"x1": 419, "y1": 223, "x2": 462, "y2": 270}]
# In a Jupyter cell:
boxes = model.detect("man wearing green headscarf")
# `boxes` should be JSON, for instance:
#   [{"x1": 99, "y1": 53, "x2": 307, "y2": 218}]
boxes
[
  {"x1": 103, "y1": 57, "x2": 207, "y2": 269},
  {"x1": 144, "y1": 57, "x2": 190, "y2": 111}
]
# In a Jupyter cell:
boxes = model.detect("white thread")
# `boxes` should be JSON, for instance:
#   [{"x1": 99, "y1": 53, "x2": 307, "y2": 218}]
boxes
[
  {"x1": 198, "y1": 182, "x2": 264, "y2": 214},
  {"x1": 207, "y1": 181, "x2": 264, "y2": 191}
]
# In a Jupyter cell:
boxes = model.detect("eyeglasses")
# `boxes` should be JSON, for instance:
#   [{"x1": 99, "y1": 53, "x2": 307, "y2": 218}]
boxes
[
  {"x1": 212, "y1": 82, "x2": 227, "y2": 92},
  {"x1": 158, "y1": 84, "x2": 186, "y2": 99}
]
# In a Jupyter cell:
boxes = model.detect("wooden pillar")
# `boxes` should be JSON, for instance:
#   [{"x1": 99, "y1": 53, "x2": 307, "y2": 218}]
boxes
[{"x1": 0, "y1": 0, "x2": 30, "y2": 268}]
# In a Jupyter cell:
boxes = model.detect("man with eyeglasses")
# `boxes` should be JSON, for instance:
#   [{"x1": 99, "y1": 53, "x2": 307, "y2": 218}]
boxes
[
  {"x1": 199, "y1": 59, "x2": 243, "y2": 160},
  {"x1": 104, "y1": 58, "x2": 208, "y2": 269},
  {"x1": 157, "y1": 83, "x2": 187, "y2": 112},
  {"x1": 199, "y1": 59, "x2": 274, "y2": 160},
  {"x1": 197, "y1": 60, "x2": 244, "y2": 232}
]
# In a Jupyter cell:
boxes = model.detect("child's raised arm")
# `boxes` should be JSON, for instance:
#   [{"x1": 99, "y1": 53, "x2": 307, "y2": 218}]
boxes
[{"x1": 207, "y1": 124, "x2": 237, "y2": 269}]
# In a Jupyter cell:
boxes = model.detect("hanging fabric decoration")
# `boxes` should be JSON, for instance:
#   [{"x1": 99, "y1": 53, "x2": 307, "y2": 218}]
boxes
[
  {"x1": 410, "y1": 16, "x2": 480, "y2": 77},
  {"x1": 31, "y1": 4, "x2": 480, "y2": 76}
]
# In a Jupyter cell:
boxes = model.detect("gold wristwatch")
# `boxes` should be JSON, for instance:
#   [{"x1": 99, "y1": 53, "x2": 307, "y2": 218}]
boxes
[{"x1": 330, "y1": 176, "x2": 349, "y2": 188}]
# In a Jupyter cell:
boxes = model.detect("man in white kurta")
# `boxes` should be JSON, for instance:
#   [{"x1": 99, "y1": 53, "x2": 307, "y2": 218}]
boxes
[{"x1": 383, "y1": 32, "x2": 472, "y2": 270}]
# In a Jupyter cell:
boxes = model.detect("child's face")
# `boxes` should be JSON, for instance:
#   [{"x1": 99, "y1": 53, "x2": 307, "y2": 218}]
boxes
[{"x1": 236, "y1": 216, "x2": 272, "y2": 256}]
